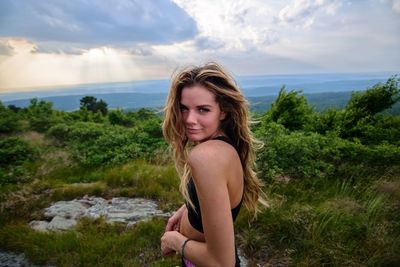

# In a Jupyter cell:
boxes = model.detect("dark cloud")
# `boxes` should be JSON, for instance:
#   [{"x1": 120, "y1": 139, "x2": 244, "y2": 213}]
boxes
[
  {"x1": 0, "y1": 0, "x2": 198, "y2": 45},
  {"x1": 194, "y1": 37, "x2": 224, "y2": 51}
]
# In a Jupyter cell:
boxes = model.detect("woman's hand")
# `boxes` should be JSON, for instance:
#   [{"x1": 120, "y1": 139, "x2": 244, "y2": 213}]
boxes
[
  {"x1": 161, "y1": 230, "x2": 185, "y2": 256},
  {"x1": 165, "y1": 204, "x2": 186, "y2": 232}
]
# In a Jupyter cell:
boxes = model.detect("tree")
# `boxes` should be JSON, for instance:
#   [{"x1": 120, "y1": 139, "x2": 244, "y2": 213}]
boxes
[
  {"x1": 27, "y1": 98, "x2": 57, "y2": 132},
  {"x1": 80, "y1": 96, "x2": 97, "y2": 112},
  {"x1": 265, "y1": 87, "x2": 313, "y2": 131},
  {"x1": 0, "y1": 101, "x2": 20, "y2": 133},
  {"x1": 7, "y1": 104, "x2": 22, "y2": 113},
  {"x1": 341, "y1": 76, "x2": 400, "y2": 139},
  {"x1": 96, "y1": 99, "x2": 108, "y2": 116},
  {"x1": 80, "y1": 96, "x2": 108, "y2": 115},
  {"x1": 108, "y1": 109, "x2": 133, "y2": 126}
]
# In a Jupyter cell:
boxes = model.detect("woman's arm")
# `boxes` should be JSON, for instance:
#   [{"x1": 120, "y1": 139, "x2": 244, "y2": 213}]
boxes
[
  {"x1": 165, "y1": 204, "x2": 186, "y2": 232},
  {"x1": 161, "y1": 140, "x2": 238, "y2": 266},
  {"x1": 162, "y1": 204, "x2": 186, "y2": 256},
  {"x1": 186, "y1": 141, "x2": 236, "y2": 266},
  {"x1": 161, "y1": 230, "x2": 234, "y2": 267}
]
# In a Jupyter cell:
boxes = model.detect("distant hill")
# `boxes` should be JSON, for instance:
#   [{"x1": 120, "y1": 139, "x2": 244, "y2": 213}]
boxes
[
  {"x1": 3, "y1": 72, "x2": 399, "y2": 114},
  {"x1": 5, "y1": 90, "x2": 399, "y2": 115},
  {"x1": 242, "y1": 79, "x2": 389, "y2": 96},
  {"x1": 248, "y1": 91, "x2": 353, "y2": 113},
  {"x1": 4, "y1": 93, "x2": 167, "y2": 111},
  {"x1": 248, "y1": 91, "x2": 400, "y2": 115}
]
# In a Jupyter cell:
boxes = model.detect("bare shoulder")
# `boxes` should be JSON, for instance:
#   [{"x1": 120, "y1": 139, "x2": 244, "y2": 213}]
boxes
[{"x1": 188, "y1": 139, "x2": 238, "y2": 169}]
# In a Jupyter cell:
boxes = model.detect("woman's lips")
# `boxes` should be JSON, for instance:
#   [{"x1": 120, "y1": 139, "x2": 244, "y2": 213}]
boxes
[{"x1": 186, "y1": 128, "x2": 201, "y2": 133}]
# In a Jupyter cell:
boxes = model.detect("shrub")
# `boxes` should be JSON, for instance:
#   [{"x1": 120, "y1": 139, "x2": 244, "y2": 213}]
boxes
[
  {"x1": 0, "y1": 137, "x2": 37, "y2": 185},
  {"x1": 27, "y1": 98, "x2": 60, "y2": 132},
  {"x1": 47, "y1": 121, "x2": 167, "y2": 167},
  {"x1": 0, "y1": 101, "x2": 21, "y2": 133},
  {"x1": 256, "y1": 123, "x2": 400, "y2": 182},
  {"x1": 265, "y1": 87, "x2": 314, "y2": 131}
]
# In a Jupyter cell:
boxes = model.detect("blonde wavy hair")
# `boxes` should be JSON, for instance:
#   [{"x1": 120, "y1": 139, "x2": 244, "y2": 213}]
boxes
[{"x1": 162, "y1": 62, "x2": 266, "y2": 214}]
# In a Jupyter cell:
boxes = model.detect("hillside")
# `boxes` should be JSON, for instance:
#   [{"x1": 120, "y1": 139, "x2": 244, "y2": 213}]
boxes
[{"x1": 0, "y1": 77, "x2": 399, "y2": 266}]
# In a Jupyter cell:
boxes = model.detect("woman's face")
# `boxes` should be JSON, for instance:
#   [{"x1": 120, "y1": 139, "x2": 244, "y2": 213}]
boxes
[{"x1": 180, "y1": 84, "x2": 226, "y2": 142}]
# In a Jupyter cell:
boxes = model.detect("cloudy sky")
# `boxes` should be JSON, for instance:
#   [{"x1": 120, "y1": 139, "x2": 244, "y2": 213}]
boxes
[{"x1": 0, "y1": 0, "x2": 399, "y2": 92}]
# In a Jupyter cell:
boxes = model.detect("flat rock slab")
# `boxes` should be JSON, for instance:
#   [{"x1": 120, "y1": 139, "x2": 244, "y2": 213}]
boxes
[
  {"x1": 0, "y1": 251, "x2": 55, "y2": 267},
  {"x1": 30, "y1": 196, "x2": 171, "y2": 232}
]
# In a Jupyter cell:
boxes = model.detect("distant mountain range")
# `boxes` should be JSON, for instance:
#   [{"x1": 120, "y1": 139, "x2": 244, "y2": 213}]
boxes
[{"x1": 1, "y1": 72, "x2": 397, "y2": 112}]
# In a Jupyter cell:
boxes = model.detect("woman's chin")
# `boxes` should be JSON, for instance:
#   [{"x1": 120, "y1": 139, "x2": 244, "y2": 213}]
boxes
[{"x1": 186, "y1": 134, "x2": 204, "y2": 142}]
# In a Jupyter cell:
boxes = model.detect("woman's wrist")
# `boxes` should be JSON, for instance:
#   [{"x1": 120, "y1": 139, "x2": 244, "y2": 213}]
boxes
[
  {"x1": 181, "y1": 238, "x2": 192, "y2": 258},
  {"x1": 174, "y1": 233, "x2": 187, "y2": 252}
]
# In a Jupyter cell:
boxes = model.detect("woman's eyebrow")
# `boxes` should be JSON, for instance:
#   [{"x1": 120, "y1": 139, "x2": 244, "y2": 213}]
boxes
[
  {"x1": 180, "y1": 103, "x2": 213, "y2": 108},
  {"x1": 197, "y1": 104, "x2": 212, "y2": 108}
]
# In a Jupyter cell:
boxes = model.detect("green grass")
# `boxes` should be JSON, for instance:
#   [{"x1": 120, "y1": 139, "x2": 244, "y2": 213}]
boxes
[
  {"x1": 0, "y1": 154, "x2": 183, "y2": 266},
  {"x1": 102, "y1": 160, "x2": 181, "y2": 210},
  {"x1": 1, "y1": 129, "x2": 399, "y2": 266},
  {"x1": 0, "y1": 218, "x2": 181, "y2": 267},
  {"x1": 236, "y1": 175, "x2": 400, "y2": 266}
]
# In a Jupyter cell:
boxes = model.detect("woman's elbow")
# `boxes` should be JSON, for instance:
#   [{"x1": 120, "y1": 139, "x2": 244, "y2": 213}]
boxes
[{"x1": 208, "y1": 255, "x2": 235, "y2": 267}]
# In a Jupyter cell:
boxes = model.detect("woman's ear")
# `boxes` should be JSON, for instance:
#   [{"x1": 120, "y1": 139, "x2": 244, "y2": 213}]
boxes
[{"x1": 219, "y1": 111, "x2": 226, "y2": 120}]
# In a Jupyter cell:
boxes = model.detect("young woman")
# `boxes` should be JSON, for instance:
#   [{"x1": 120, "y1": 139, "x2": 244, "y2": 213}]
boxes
[{"x1": 161, "y1": 62, "x2": 265, "y2": 266}]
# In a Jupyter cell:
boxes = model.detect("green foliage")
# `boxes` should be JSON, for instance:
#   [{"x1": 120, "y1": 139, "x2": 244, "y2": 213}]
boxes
[
  {"x1": 357, "y1": 114, "x2": 400, "y2": 145},
  {"x1": 27, "y1": 98, "x2": 60, "y2": 132},
  {"x1": 256, "y1": 122, "x2": 400, "y2": 181},
  {"x1": 80, "y1": 96, "x2": 108, "y2": 115},
  {"x1": 236, "y1": 177, "x2": 400, "y2": 266},
  {"x1": 0, "y1": 101, "x2": 21, "y2": 133},
  {"x1": 0, "y1": 137, "x2": 37, "y2": 185},
  {"x1": 341, "y1": 76, "x2": 400, "y2": 139},
  {"x1": 1, "y1": 77, "x2": 399, "y2": 266},
  {"x1": 265, "y1": 87, "x2": 314, "y2": 131},
  {"x1": 103, "y1": 161, "x2": 180, "y2": 210},
  {"x1": 47, "y1": 121, "x2": 167, "y2": 167},
  {"x1": 311, "y1": 108, "x2": 342, "y2": 135},
  {"x1": 0, "y1": 218, "x2": 180, "y2": 266},
  {"x1": 108, "y1": 109, "x2": 133, "y2": 126}
]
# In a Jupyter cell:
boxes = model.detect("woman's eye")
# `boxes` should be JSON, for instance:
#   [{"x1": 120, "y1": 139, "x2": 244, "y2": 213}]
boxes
[
  {"x1": 199, "y1": 108, "x2": 210, "y2": 113},
  {"x1": 180, "y1": 106, "x2": 188, "y2": 112}
]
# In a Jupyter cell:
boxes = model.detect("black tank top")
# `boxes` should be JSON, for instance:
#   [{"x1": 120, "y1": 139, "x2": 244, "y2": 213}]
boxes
[{"x1": 184, "y1": 135, "x2": 243, "y2": 266}]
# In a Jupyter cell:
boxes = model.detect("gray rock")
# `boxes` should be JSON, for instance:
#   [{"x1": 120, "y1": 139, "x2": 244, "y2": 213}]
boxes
[
  {"x1": 44, "y1": 201, "x2": 87, "y2": 220},
  {"x1": 30, "y1": 196, "x2": 170, "y2": 232},
  {"x1": 0, "y1": 251, "x2": 27, "y2": 267},
  {"x1": 48, "y1": 216, "x2": 77, "y2": 231},
  {"x1": 0, "y1": 251, "x2": 55, "y2": 267},
  {"x1": 29, "y1": 220, "x2": 50, "y2": 232},
  {"x1": 237, "y1": 248, "x2": 248, "y2": 267}
]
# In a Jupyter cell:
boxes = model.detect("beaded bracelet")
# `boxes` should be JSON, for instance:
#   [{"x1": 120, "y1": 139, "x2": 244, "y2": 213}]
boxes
[{"x1": 181, "y1": 238, "x2": 192, "y2": 258}]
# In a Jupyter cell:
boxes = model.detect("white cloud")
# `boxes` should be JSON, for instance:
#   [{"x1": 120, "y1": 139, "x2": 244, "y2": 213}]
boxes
[
  {"x1": 278, "y1": 0, "x2": 342, "y2": 28},
  {"x1": 171, "y1": 0, "x2": 278, "y2": 51},
  {"x1": 0, "y1": 0, "x2": 399, "y2": 92},
  {"x1": 0, "y1": 39, "x2": 172, "y2": 91},
  {"x1": 393, "y1": 0, "x2": 400, "y2": 13}
]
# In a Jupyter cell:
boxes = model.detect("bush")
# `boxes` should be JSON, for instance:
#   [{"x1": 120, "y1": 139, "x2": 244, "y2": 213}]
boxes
[
  {"x1": 341, "y1": 76, "x2": 400, "y2": 139},
  {"x1": 0, "y1": 137, "x2": 37, "y2": 185},
  {"x1": 0, "y1": 101, "x2": 21, "y2": 134},
  {"x1": 108, "y1": 109, "x2": 133, "y2": 127},
  {"x1": 27, "y1": 98, "x2": 61, "y2": 132},
  {"x1": 265, "y1": 87, "x2": 314, "y2": 131},
  {"x1": 47, "y1": 121, "x2": 167, "y2": 167},
  {"x1": 256, "y1": 123, "x2": 400, "y2": 182}
]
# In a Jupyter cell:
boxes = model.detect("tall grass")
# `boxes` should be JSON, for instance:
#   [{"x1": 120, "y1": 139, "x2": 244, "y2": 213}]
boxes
[
  {"x1": 0, "y1": 218, "x2": 180, "y2": 266},
  {"x1": 236, "y1": 175, "x2": 400, "y2": 266},
  {"x1": 102, "y1": 160, "x2": 181, "y2": 210}
]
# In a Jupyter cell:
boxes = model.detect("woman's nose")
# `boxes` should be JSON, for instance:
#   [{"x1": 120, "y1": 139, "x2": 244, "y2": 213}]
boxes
[{"x1": 184, "y1": 110, "x2": 196, "y2": 124}]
